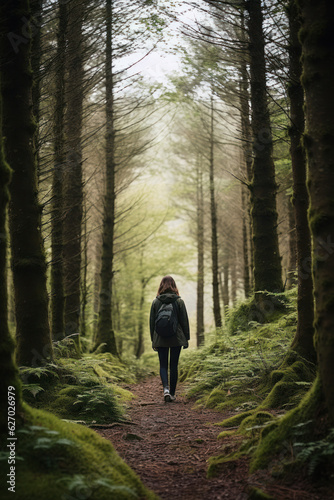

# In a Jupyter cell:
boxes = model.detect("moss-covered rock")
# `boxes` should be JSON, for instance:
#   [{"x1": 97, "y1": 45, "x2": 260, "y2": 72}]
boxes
[
  {"x1": 0, "y1": 403, "x2": 157, "y2": 500},
  {"x1": 226, "y1": 293, "x2": 287, "y2": 335}
]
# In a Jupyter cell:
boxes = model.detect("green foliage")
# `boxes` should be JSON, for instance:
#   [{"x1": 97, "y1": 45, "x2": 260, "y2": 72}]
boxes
[
  {"x1": 57, "y1": 475, "x2": 139, "y2": 498},
  {"x1": 73, "y1": 386, "x2": 124, "y2": 422},
  {"x1": 250, "y1": 376, "x2": 323, "y2": 472},
  {"x1": 0, "y1": 404, "x2": 157, "y2": 500},
  {"x1": 293, "y1": 426, "x2": 334, "y2": 476},
  {"x1": 226, "y1": 291, "x2": 290, "y2": 335},
  {"x1": 19, "y1": 351, "x2": 156, "y2": 424},
  {"x1": 248, "y1": 487, "x2": 274, "y2": 500},
  {"x1": 180, "y1": 290, "x2": 299, "y2": 412}
]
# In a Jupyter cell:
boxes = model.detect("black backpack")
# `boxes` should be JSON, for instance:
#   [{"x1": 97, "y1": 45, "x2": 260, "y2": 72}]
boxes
[{"x1": 155, "y1": 300, "x2": 179, "y2": 337}]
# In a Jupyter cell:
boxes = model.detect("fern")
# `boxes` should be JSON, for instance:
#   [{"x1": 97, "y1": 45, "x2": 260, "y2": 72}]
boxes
[
  {"x1": 293, "y1": 428, "x2": 334, "y2": 475},
  {"x1": 57, "y1": 474, "x2": 139, "y2": 498},
  {"x1": 22, "y1": 384, "x2": 45, "y2": 398}
]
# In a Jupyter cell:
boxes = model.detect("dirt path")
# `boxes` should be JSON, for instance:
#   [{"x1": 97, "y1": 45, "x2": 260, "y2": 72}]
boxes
[{"x1": 96, "y1": 377, "x2": 250, "y2": 499}]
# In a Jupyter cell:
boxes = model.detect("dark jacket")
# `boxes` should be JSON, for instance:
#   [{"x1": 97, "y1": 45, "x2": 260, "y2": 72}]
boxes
[{"x1": 149, "y1": 293, "x2": 190, "y2": 348}]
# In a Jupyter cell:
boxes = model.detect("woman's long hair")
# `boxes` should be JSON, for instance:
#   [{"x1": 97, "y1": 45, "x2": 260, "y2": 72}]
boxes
[{"x1": 157, "y1": 275, "x2": 179, "y2": 296}]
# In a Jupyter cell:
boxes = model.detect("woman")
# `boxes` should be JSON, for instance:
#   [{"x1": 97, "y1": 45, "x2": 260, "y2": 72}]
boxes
[{"x1": 149, "y1": 275, "x2": 190, "y2": 402}]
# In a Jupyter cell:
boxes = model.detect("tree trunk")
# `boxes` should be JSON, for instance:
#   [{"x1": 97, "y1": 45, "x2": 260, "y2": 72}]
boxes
[
  {"x1": 92, "y1": 237, "x2": 102, "y2": 344},
  {"x1": 81, "y1": 197, "x2": 88, "y2": 339},
  {"x1": 63, "y1": 0, "x2": 85, "y2": 344},
  {"x1": 298, "y1": 0, "x2": 334, "y2": 417},
  {"x1": 221, "y1": 253, "x2": 230, "y2": 311},
  {"x1": 209, "y1": 95, "x2": 222, "y2": 328},
  {"x1": 30, "y1": 0, "x2": 43, "y2": 182},
  {"x1": 0, "y1": 74, "x2": 22, "y2": 432},
  {"x1": 94, "y1": 0, "x2": 118, "y2": 355},
  {"x1": 241, "y1": 185, "x2": 251, "y2": 297},
  {"x1": 240, "y1": 6, "x2": 253, "y2": 295},
  {"x1": 286, "y1": 194, "x2": 297, "y2": 289},
  {"x1": 135, "y1": 279, "x2": 146, "y2": 359},
  {"x1": 248, "y1": 0, "x2": 283, "y2": 296},
  {"x1": 288, "y1": 0, "x2": 316, "y2": 364},
  {"x1": 1, "y1": 0, "x2": 53, "y2": 366},
  {"x1": 231, "y1": 249, "x2": 237, "y2": 305},
  {"x1": 196, "y1": 161, "x2": 205, "y2": 347},
  {"x1": 51, "y1": 0, "x2": 67, "y2": 341}
]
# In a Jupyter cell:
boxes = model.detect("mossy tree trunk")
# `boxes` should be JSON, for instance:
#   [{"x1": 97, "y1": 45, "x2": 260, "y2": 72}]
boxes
[
  {"x1": 1, "y1": 0, "x2": 53, "y2": 366},
  {"x1": 0, "y1": 77, "x2": 22, "y2": 433},
  {"x1": 209, "y1": 95, "x2": 222, "y2": 329},
  {"x1": 248, "y1": 0, "x2": 283, "y2": 296},
  {"x1": 286, "y1": 196, "x2": 297, "y2": 289},
  {"x1": 196, "y1": 160, "x2": 205, "y2": 347},
  {"x1": 298, "y1": 0, "x2": 334, "y2": 418},
  {"x1": 241, "y1": 185, "x2": 251, "y2": 297},
  {"x1": 240, "y1": 6, "x2": 253, "y2": 296},
  {"x1": 63, "y1": 0, "x2": 85, "y2": 344},
  {"x1": 94, "y1": 0, "x2": 118, "y2": 355},
  {"x1": 287, "y1": 0, "x2": 316, "y2": 363},
  {"x1": 51, "y1": 0, "x2": 67, "y2": 340}
]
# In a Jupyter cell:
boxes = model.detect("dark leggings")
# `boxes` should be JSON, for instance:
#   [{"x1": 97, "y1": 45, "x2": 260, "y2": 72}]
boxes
[{"x1": 157, "y1": 346, "x2": 182, "y2": 396}]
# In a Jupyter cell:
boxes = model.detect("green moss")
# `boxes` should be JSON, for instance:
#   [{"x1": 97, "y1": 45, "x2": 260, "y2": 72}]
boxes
[
  {"x1": 218, "y1": 411, "x2": 253, "y2": 428},
  {"x1": 227, "y1": 293, "x2": 287, "y2": 335},
  {"x1": 204, "y1": 387, "x2": 226, "y2": 408},
  {"x1": 248, "y1": 487, "x2": 274, "y2": 500},
  {"x1": 217, "y1": 430, "x2": 236, "y2": 439},
  {"x1": 0, "y1": 403, "x2": 157, "y2": 500},
  {"x1": 258, "y1": 357, "x2": 315, "y2": 410},
  {"x1": 239, "y1": 412, "x2": 274, "y2": 435},
  {"x1": 250, "y1": 376, "x2": 323, "y2": 472},
  {"x1": 207, "y1": 451, "x2": 245, "y2": 478}
]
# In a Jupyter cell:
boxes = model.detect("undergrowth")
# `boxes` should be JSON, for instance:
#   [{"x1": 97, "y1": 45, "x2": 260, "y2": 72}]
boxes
[
  {"x1": 180, "y1": 288, "x2": 303, "y2": 413},
  {"x1": 0, "y1": 404, "x2": 157, "y2": 499},
  {"x1": 20, "y1": 340, "x2": 158, "y2": 425},
  {"x1": 179, "y1": 288, "x2": 333, "y2": 488}
]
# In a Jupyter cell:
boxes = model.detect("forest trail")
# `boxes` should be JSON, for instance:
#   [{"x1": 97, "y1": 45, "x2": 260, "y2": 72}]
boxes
[{"x1": 96, "y1": 377, "x2": 249, "y2": 500}]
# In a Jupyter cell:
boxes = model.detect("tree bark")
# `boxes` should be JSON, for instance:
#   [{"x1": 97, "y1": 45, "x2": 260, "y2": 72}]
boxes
[
  {"x1": 221, "y1": 252, "x2": 230, "y2": 311},
  {"x1": 51, "y1": 0, "x2": 67, "y2": 340},
  {"x1": 94, "y1": 0, "x2": 118, "y2": 355},
  {"x1": 30, "y1": 0, "x2": 43, "y2": 181},
  {"x1": 209, "y1": 95, "x2": 222, "y2": 328},
  {"x1": 240, "y1": 6, "x2": 253, "y2": 296},
  {"x1": 231, "y1": 248, "x2": 237, "y2": 305},
  {"x1": 63, "y1": 0, "x2": 85, "y2": 343},
  {"x1": 248, "y1": 0, "x2": 283, "y2": 296},
  {"x1": 288, "y1": 0, "x2": 316, "y2": 363},
  {"x1": 298, "y1": 0, "x2": 334, "y2": 417},
  {"x1": 286, "y1": 195, "x2": 297, "y2": 289},
  {"x1": 241, "y1": 185, "x2": 251, "y2": 297},
  {"x1": 81, "y1": 197, "x2": 88, "y2": 339},
  {"x1": 196, "y1": 160, "x2": 205, "y2": 347},
  {"x1": 1, "y1": 0, "x2": 53, "y2": 366},
  {"x1": 0, "y1": 74, "x2": 22, "y2": 432},
  {"x1": 135, "y1": 279, "x2": 146, "y2": 359}
]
